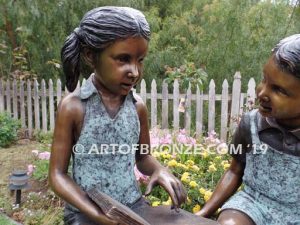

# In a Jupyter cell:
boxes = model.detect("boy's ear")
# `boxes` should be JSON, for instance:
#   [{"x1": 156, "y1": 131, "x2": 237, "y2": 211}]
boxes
[{"x1": 82, "y1": 48, "x2": 95, "y2": 68}]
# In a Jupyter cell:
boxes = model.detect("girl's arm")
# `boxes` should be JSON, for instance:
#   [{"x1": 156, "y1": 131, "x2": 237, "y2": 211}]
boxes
[
  {"x1": 49, "y1": 95, "x2": 118, "y2": 225},
  {"x1": 134, "y1": 98, "x2": 186, "y2": 210},
  {"x1": 195, "y1": 158, "x2": 245, "y2": 217}
]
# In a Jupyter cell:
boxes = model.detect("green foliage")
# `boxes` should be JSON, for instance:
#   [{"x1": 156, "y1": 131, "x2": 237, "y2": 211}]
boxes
[
  {"x1": 0, "y1": 214, "x2": 16, "y2": 225},
  {"x1": 32, "y1": 159, "x2": 49, "y2": 182},
  {"x1": 165, "y1": 61, "x2": 207, "y2": 91},
  {"x1": 33, "y1": 131, "x2": 53, "y2": 145},
  {"x1": 0, "y1": 113, "x2": 21, "y2": 148},
  {"x1": 1, "y1": 0, "x2": 299, "y2": 92}
]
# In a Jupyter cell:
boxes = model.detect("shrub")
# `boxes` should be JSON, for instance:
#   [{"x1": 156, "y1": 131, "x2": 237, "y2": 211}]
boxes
[{"x1": 0, "y1": 113, "x2": 21, "y2": 148}]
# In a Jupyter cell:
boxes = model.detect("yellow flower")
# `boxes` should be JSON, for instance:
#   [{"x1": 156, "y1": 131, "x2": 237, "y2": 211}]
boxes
[
  {"x1": 192, "y1": 204, "x2": 201, "y2": 213},
  {"x1": 181, "y1": 172, "x2": 190, "y2": 183},
  {"x1": 186, "y1": 160, "x2": 195, "y2": 166},
  {"x1": 191, "y1": 165, "x2": 200, "y2": 172},
  {"x1": 208, "y1": 164, "x2": 217, "y2": 173},
  {"x1": 186, "y1": 196, "x2": 192, "y2": 205},
  {"x1": 162, "y1": 197, "x2": 172, "y2": 206},
  {"x1": 152, "y1": 151, "x2": 160, "y2": 158},
  {"x1": 215, "y1": 156, "x2": 222, "y2": 160},
  {"x1": 223, "y1": 163, "x2": 230, "y2": 170},
  {"x1": 204, "y1": 190, "x2": 212, "y2": 202},
  {"x1": 152, "y1": 201, "x2": 161, "y2": 207},
  {"x1": 167, "y1": 159, "x2": 178, "y2": 167},
  {"x1": 201, "y1": 151, "x2": 209, "y2": 158},
  {"x1": 199, "y1": 187, "x2": 206, "y2": 195},
  {"x1": 178, "y1": 163, "x2": 188, "y2": 170},
  {"x1": 189, "y1": 181, "x2": 198, "y2": 188},
  {"x1": 161, "y1": 152, "x2": 172, "y2": 159}
]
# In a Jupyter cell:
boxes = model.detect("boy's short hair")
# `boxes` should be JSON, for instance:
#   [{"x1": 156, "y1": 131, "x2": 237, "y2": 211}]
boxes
[{"x1": 272, "y1": 34, "x2": 300, "y2": 79}]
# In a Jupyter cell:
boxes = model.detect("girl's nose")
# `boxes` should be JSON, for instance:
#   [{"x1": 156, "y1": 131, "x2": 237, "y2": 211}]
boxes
[{"x1": 128, "y1": 64, "x2": 139, "y2": 78}]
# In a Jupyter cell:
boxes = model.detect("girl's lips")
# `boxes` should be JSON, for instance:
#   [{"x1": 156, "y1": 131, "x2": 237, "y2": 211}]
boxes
[{"x1": 121, "y1": 83, "x2": 134, "y2": 91}]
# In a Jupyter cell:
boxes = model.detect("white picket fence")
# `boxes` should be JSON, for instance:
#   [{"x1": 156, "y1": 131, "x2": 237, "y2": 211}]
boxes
[{"x1": 0, "y1": 72, "x2": 257, "y2": 142}]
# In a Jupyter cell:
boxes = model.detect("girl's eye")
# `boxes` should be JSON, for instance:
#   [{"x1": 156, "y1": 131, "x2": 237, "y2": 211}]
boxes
[
  {"x1": 117, "y1": 55, "x2": 130, "y2": 63},
  {"x1": 138, "y1": 58, "x2": 144, "y2": 63}
]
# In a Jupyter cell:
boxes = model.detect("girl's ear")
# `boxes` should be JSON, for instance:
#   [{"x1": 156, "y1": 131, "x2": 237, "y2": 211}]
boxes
[{"x1": 82, "y1": 48, "x2": 95, "y2": 69}]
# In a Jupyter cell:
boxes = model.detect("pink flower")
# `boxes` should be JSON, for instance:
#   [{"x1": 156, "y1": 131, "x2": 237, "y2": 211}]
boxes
[
  {"x1": 27, "y1": 164, "x2": 36, "y2": 176},
  {"x1": 160, "y1": 133, "x2": 172, "y2": 144},
  {"x1": 134, "y1": 165, "x2": 149, "y2": 185},
  {"x1": 32, "y1": 150, "x2": 39, "y2": 156},
  {"x1": 38, "y1": 151, "x2": 51, "y2": 160}
]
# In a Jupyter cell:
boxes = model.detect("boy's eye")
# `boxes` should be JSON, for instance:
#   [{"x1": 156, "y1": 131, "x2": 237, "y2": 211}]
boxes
[{"x1": 272, "y1": 85, "x2": 288, "y2": 95}]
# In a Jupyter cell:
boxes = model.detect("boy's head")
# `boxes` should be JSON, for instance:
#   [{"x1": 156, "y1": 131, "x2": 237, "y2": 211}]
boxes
[
  {"x1": 272, "y1": 34, "x2": 300, "y2": 79},
  {"x1": 256, "y1": 34, "x2": 300, "y2": 127}
]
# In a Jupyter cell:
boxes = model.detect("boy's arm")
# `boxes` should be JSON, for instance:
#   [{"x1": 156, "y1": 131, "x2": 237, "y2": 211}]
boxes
[
  {"x1": 134, "y1": 97, "x2": 186, "y2": 210},
  {"x1": 196, "y1": 113, "x2": 251, "y2": 218},
  {"x1": 195, "y1": 158, "x2": 245, "y2": 217},
  {"x1": 49, "y1": 95, "x2": 118, "y2": 225}
]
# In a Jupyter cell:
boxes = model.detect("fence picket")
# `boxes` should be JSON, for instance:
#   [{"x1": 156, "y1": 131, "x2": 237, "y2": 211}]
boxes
[
  {"x1": 41, "y1": 79, "x2": 47, "y2": 132},
  {"x1": 6, "y1": 80, "x2": 11, "y2": 114},
  {"x1": 13, "y1": 80, "x2": 18, "y2": 119},
  {"x1": 57, "y1": 79, "x2": 62, "y2": 106},
  {"x1": 230, "y1": 72, "x2": 241, "y2": 132},
  {"x1": 151, "y1": 80, "x2": 157, "y2": 128},
  {"x1": 140, "y1": 79, "x2": 147, "y2": 104},
  {"x1": 184, "y1": 84, "x2": 192, "y2": 134},
  {"x1": 162, "y1": 80, "x2": 168, "y2": 129},
  {"x1": 0, "y1": 79, "x2": 4, "y2": 112},
  {"x1": 20, "y1": 80, "x2": 25, "y2": 128},
  {"x1": 247, "y1": 78, "x2": 256, "y2": 111},
  {"x1": 49, "y1": 79, "x2": 55, "y2": 131},
  {"x1": 27, "y1": 80, "x2": 33, "y2": 136},
  {"x1": 196, "y1": 87, "x2": 203, "y2": 137},
  {"x1": 208, "y1": 79, "x2": 216, "y2": 132},
  {"x1": 220, "y1": 79, "x2": 229, "y2": 142},
  {"x1": 173, "y1": 80, "x2": 179, "y2": 130},
  {"x1": 34, "y1": 79, "x2": 40, "y2": 130}
]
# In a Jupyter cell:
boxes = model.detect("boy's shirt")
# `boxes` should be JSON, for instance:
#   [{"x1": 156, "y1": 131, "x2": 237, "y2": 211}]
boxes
[{"x1": 231, "y1": 110, "x2": 300, "y2": 163}]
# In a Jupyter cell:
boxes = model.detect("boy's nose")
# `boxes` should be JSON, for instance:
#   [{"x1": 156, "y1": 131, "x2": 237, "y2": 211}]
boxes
[{"x1": 257, "y1": 86, "x2": 270, "y2": 102}]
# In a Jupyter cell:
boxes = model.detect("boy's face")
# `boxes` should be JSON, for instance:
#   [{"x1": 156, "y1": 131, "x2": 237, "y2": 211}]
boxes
[
  {"x1": 256, "y1": 56, "x2": 300, "y2": 128},
  {"x1": 92, "y1": 36, "x2": 148, "y2": 96}
]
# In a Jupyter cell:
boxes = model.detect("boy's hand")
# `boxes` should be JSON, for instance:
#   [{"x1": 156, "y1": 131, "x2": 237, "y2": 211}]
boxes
[{"x1": 144, "y1": 168, "x2": 187, "y2": 211}]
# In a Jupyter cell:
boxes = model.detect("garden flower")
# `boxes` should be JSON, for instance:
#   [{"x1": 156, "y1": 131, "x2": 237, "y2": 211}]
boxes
[
  {"x1": 191, "y1": 165, "x2": 200, "y2": 172},
  {"x1": 31, "y1": 150, "x2": 39, "y2": 156},
  {"x1": 38, "y1": 151, "x2": 51, "y2": 160},
  {"x1": 167, "y1": 159, "x2": 178, "y2": 167},
  {"x1": 162, "y1": 197, "x2": 172, "y2": 206},
  {"x1": 160, "y1": 133, "x2": 172, "y2": 144},
  {"x1": 192, "y1": 204, "x2": 201, "y2": 213},
  {"x1": 27, "y1": 164, "x2": 36, "y2": 176},
  {"x1": 152, "y1": 201, "x2": 161, "y2": 207},
  {"x1": 208, "y1": 164, "x2": 217, "y2": 173},
  {"x1": 199, "y1": 187, "x2": 206, "y2": 195},
  {"x1": 150, "y1": 136, "x2": 160, "y2": 148},
  {"x1": 152, "y1": 151, "x2": 160, "y2": 158},
  {"x1": 181, "y1": 172, "x2": 190, "y2": 183},
  {"x1": 185, "y1": 160, "x2": 194, "y2": 166},
  {"x1": 186, "y1": 196, "x2": 192, "y2": 205},
  {"x1": 189, "y1": 180, "x2": 198, "y2": 188},
  {"x1": 204, "y1": 190, "x2": 212, "y2": 202},
  {"x1": 223, "y1": 163, "x2": 230, "y2": 170}
]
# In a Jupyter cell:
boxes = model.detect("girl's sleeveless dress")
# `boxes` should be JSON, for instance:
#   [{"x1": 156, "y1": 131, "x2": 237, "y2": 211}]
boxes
[{"x1": 64, "y1": 75, "x2": 218, "y2": 225}]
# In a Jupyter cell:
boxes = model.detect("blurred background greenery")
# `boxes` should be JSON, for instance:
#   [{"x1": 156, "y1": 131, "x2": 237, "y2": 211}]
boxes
[{"x1": 0, "y1": 0, "x2": 299, "y2": 91}]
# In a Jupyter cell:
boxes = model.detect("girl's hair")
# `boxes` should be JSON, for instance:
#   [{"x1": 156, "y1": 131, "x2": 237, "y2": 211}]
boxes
[
  {"x1": 61, "y1": 6, "x2": 151, "y2": 92},
  {"x1": 272, "y1": 34, "x2": 300, "y2": 79}
]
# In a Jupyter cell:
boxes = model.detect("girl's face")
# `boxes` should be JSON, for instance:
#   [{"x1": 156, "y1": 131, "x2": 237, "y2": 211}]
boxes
[
  {"x1": 256, "y1": 56, "x2": 300, "y2": 128},
  {"x1": 93, "y1": 36, "x2": 148, "y2": 96}
]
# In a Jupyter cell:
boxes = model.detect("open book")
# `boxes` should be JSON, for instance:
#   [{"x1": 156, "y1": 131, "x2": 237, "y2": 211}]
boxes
[{"x1": 87, "y1": 188, "x2": 151, "y2": 225}]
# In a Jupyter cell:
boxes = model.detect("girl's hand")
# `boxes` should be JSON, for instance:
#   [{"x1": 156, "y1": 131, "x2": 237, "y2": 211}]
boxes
[{"x1": 144, "y1": 168, "x2": 187, "y2": 211}]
